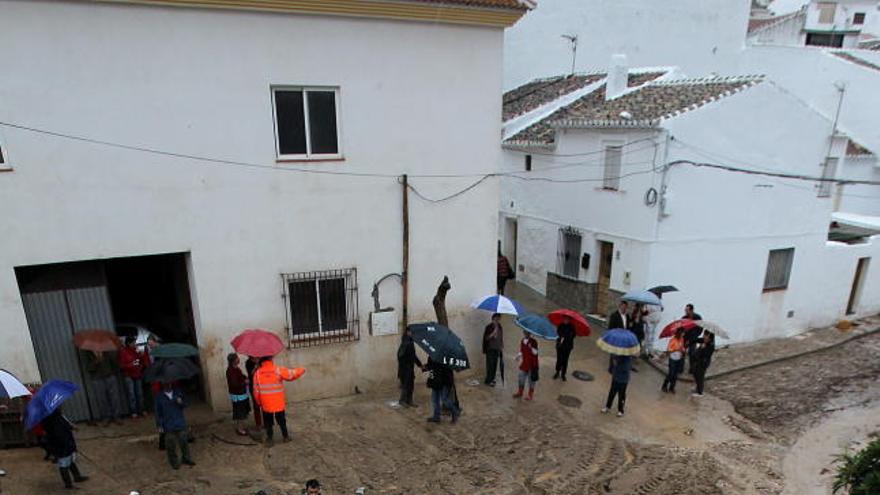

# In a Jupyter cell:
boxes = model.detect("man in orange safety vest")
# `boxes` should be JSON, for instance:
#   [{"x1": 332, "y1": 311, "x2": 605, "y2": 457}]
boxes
[{"x1": 252, "y1": 356, "x2": 305, "y2": 446}]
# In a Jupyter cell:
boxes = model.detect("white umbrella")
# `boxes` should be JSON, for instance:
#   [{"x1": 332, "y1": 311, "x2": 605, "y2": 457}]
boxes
[
  {"x1": 696, "y1": 321, "x2": 729, "y2": 339},
  {"x1": 0, "y1": 369, "x2": 31, "y2": 399}
]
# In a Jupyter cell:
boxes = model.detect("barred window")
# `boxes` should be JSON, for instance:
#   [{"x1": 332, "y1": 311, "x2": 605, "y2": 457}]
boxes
[
  {"x1": 556, "y1": 227, "x2": 582, "y2": 279},
  {"x1": 282, "y1": 268, "x2": 359, "y2": 348},
  {"x1": 763, "y1": 248, "x2": 795, "y2": 291}
]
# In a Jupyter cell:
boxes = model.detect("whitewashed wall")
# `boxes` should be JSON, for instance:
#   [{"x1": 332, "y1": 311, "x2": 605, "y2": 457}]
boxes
[
  {"x1": 503, "y1": 0, "x2": 751, "y2": 89},
  {"x1": 741, "y1": 45, "x2": 880, "y2": 154},
  {"x1": 0, "y1": 0, "x2": 503, "y2": 409},
  {"x1": 837, "y1": 154, "x2": 880, "y2": 215}
]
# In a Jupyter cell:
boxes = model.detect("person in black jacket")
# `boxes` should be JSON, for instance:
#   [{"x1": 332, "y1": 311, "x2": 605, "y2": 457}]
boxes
[
  {"x1": 553, "y1": 316, "x2": 575, "y2": 381},
  {"x1": 397, "y1": 327, "x2": 423, "y2": 407},
  {"x1": 607, "y1": 301, "x2": 629, "y2": 330},
  {"x1": 42, "y1": 408, "x2": 88, "y2": 489},
  {"x1": 691, "y1": 332, "x2": 715, "y2": 397},
  {"x1": 424, "y1": 358, "x2": 459, "y2": 424}
]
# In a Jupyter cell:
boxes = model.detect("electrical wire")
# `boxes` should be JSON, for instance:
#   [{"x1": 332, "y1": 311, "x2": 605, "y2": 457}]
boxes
[
  {"x1": 667, "y1": 160, "x2": 880, "y2": 186},
  {"x1": 404, "y1": 175, "x2": 494, "y2": 203}
]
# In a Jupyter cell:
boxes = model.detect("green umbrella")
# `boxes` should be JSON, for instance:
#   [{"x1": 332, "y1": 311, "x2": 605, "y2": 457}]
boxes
[{"x1": 151, "y1": 343, "x2": 199, "y2": 359}]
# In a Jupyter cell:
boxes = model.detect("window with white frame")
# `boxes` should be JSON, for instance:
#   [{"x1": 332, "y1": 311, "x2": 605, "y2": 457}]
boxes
[
  {"x1": 818, "y1": 157, "x2": 838, "y2": 197},
  {"x1": 602, "y1": 144, "x2": 623, "y2": 190},
  {"x1": 282, "y1": 268, "x2": 359, "y2": 347},
  {"x1": 272, "y1": 87, "x2": 341, "y2": 160},
  {"x1": 763, "y1": 248, "x2": 795, "y2": 291},
  {"x1": 817, "y1": 2, "x2": 836, "y2": 23}
]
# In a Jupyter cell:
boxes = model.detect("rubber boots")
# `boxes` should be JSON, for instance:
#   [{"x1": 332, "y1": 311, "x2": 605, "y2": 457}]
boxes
[
  {"x1": 525, "y1": 388, "x2": 535, "y2": 401},
  {"x1": 512, "y1": 386, "x2": 523, "y2": 398}
]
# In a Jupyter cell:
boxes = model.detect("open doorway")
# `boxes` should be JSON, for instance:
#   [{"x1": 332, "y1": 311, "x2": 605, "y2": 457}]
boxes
[
  {"x1": 846, "y1": 257, "x2": 870, "y2": 315},
  {"x1": 503, "y1": 217, "x2": 518, "y2": 273},
  {"x1": 15, "y1": 252, "x2": 201, "y2": 422}
]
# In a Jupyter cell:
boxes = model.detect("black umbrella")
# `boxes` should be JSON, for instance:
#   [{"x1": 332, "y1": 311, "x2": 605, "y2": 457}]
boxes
[
  {"x1": 648, "y1": 285, "x2": 679, "y2": 295},
  {"x1": 408, "y1": 322, "x2": 470, "y2": 370},
  {"x1": 144, "y1": 357, "x2": 200, "y2": 383}
]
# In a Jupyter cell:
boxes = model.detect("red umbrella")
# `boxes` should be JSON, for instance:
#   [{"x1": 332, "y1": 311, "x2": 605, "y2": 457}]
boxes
[
  {"x1": 547, "y1": 309, "x2": 591, "y2": 337},
  {"x1": 231, "y1": 329, "x2": 285, "y2": 357},
  {"x1": 73, "y1": 329, "x2": 122, "y2": 352},
  {"x1": 659, "y1": 319, "x2": 699, "y2": 339}
]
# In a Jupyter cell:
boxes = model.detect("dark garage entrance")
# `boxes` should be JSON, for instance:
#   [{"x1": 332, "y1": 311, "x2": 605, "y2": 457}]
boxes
[{"x1": 15, "y1": 253, "x2": 199, "y2": 422}]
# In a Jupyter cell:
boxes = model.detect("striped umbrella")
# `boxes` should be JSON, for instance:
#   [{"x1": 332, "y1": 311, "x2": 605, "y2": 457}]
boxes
[
  {"x1": 471, "y1": 294, "x2": 525, "y2": 316},
  {"x1": 0, "y1": 369, "x2": 31, "y2": 399},
  {"x1": 596, "y1": 328, "x2": 641, "y2": 356}
]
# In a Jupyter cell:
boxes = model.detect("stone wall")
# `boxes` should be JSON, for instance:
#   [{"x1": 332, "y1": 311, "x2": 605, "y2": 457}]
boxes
[{"x1": 546, "y1": 272, "x2": 597, "y2": 315}]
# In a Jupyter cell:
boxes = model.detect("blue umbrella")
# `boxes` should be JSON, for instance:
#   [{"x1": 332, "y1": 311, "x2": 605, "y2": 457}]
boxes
[
  {"x1": 621, "y1": 289, "x2": 662, "y2": 306},
  {"x1": 596, "y1": 328, "x2": 641, "y2": 356},
  {"x1": 471, "y1": 294, "x2": 525, "y2": 316},
  {"x1": 24, "y1": 380, "x2": 78, "y2": 431},
  {"x1": 514, "y1": 313, "x2": 559, "y2": 341}
]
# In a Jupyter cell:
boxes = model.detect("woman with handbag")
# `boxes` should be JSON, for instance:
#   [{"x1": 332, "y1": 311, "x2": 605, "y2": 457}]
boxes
[{"x1": 513, "y1": 330, "x2": 539, "y2": 401}]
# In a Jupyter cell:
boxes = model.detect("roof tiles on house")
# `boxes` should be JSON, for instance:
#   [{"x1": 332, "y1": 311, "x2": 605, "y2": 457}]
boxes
[
  {"x1": 414, "y1": 0, "x2": 530, "y2": 9},
  {"x1": 506, "y1": 75, "x2": 763, "y2": 146},
  {"x1": 847, "y1": 140, "x2": 874, "y2": 157},
  {"x1": 503, "y1": 74, "x2": 607, "y2": 121}
]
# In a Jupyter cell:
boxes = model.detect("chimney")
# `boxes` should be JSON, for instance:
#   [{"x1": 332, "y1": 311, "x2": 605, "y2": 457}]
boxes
[{"x1": 606, "y1": 54, "x2": 628, "y2": 101}]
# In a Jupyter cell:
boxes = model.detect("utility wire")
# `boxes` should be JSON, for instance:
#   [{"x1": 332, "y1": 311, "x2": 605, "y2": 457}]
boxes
[{"x1": 667, "y1": 160, "x2": 880, "y2": 186}]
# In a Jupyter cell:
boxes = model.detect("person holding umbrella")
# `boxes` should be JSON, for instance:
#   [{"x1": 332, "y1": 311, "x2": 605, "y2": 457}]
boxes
[
  {"x1": 154, "y1": 382, "x2": 195, "y2": 469},
  {"x1": 514, "y1": 329, "x2": 539, "y2": 401},
  {"x1": 681, "y1": 304, "x2": 703, "y2": 374},
  {"x1": 602, "y1": 354, "x2": 632, "y2": 417},
  {"x1": 43, "y1": 408, "x2": 89, "y2": 488},
  {"x1": 424, "y1": 357, "x2": 459, "y2": 423},
  {"x1": 397, "y1": 326, "x2": 423, "y2": 407},
  {"x1": 118, "y1": 336, "x2": 148, "y2": 419},
  {"x1": 661, "y1": 328, "x2": 686, "y2": 394},
  {"x1": 553, "y1": 315, "x2": 575, "y2": 381},
  {"x1": 84, "y1": 350, "x2": 123, "y2": 426},
  {"x1": 482, "y1": 313, "x2": 504, "y2": 387},
  {"x1": 691, "y1": 332, "x2": 716, "y2": 397},
  {"x1": 24, "y1": 380, "x2": 86, "y2": 489},
  {"x1": 406, "y1": 322, "x2": 468, "y2": 423}
]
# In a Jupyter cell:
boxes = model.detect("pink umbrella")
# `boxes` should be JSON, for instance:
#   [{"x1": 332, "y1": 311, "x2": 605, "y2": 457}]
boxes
[{"x1": 231, "y1": 329, "x2": 285, "y2": 357}]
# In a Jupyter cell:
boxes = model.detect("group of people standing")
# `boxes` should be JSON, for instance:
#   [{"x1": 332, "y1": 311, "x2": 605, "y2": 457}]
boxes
[
  {"x1": 396, "y1": 326, "x2": 461, "y2": 423},
  {"x1": 661, "y1": 304, "x2": 716, "y2": 396}
]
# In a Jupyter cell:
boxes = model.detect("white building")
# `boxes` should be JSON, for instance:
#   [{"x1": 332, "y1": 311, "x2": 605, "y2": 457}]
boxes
[
  {"x1": 747, "y1": 0, "x2": 880, "y2": 48},
  {"x1": 0, "y1": 0, "x2": 528, "y2": 417},
  {"x1": 499, "y1": 59, "x2": 880, "y2": 346},
  {"x1": 502, "y1": 0, "x2": 751, "y2": 89}
]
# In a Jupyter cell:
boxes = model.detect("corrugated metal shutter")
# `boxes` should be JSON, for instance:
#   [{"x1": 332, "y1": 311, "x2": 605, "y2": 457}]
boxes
[{"x1": 21, "y1": 291, "x2": 94, "y2": 422}]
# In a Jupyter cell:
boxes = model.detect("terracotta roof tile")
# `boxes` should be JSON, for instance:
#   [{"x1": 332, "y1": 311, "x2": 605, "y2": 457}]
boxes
[
  {"x1": 847, "y1": 140, "x2": 874, "y2": 156},
  {"x1": 507, "y1": 76, "x2": 762, "y2": 146},
  {"x1": 503, "y1": 74, "x2": 606, "y2": 121},
  {"x1": 412, "y1": 0, "x2": 530, "y2": 10}
]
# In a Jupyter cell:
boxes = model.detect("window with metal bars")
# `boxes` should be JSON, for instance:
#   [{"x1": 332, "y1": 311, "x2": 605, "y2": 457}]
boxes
[
  {"x1": 763, "y1": 248, "x2": 795, "y2": 291},
  {"x1": 282, "y1": 268, "x2": 359, "y2": 348},
  {"x1": 602, "y1": 144, "x2": 623, "y2": 190},
  {"x1": 556, "y1": 226, "x2": 582, "y2": 279}
]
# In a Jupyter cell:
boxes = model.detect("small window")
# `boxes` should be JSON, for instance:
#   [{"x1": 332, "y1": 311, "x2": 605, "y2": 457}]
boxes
[
  {"x1": 602, "y1": 144, "x2": 623, "y2": 190},
  {"x1": 853, "y1": 12, "x2": 866, "y2": 25},
  {"x1": 763, "y1": 248, "x2": 795, "y2": 291},
  {"x1": 272, "y1": 87, "x2": 341, "y2": 160},
  {"x1": 818, "y1": 2, "x2": 836, "y2": 23},
  {"x1": 818, "y1": 157, "x2": 837, "y2": 197},
  {"x1": 0, "y1": 144, "x2": 5, "y2": 165},
  {"x1": 282, "y1": 268, "x2": 359, "y2": 347},
  {"x1": 525, "y1": 154, "x2": 532, "y2": 172},
  {"x1": 557, "y1": 227, "x2": 582, "y2": 279}
]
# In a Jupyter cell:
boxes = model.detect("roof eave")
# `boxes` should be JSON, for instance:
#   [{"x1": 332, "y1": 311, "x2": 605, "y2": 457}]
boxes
[
  {"x1": 549, "y1": 119, "x2": 661, "y2": 129},
  {"x1": 84, "y1": 0, "x2": 529, "y2": 27}
]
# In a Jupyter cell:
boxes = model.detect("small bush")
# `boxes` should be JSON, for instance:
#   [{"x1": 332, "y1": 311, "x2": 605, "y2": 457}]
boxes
[{"x1": 833, "y1": 437, "x2": 880, "y2": 495}]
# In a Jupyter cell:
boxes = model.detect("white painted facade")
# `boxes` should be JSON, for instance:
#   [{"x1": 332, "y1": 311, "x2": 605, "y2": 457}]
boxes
[
  {"x1": 838, "y1": 150, "x2": 880, "y2": 215},
  {"x1": 740, "y1": 45, "x2": 880, "y2": 155},
  {"x1": 501, "y1": 74, "x2": 880, "y2": 346},
  {"x1": 503, "y1": 0, "x2": 751, "y2": 89},
  {"x1": 0, "y1": 0, "x2": 513, "y2": 410},
  {"x1": 749, "y1": 0, "x2": 880, "y2": 47}
]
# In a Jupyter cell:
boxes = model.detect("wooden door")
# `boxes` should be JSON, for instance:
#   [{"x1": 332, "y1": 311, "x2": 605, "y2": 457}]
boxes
[{"x1": 596, "y1": 241, "x2": 614, "y2": 315}]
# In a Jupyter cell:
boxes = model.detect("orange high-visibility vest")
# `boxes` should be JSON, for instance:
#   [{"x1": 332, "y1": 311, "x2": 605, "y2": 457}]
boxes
[{"x1": 252, "y1": 361, "x2": 305, "y2": 413}]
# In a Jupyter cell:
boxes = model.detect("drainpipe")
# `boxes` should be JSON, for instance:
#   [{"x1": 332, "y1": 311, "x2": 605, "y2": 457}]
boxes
[
  {"x1": 656, "y1": 130, "x2": 673, "y2": 223},
  {"x1": 401, "y1": 174, "x2": 409, "y2": 329},
  {"x1": 827, "y1": 83, "x2": 846, "y2": 211}
]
